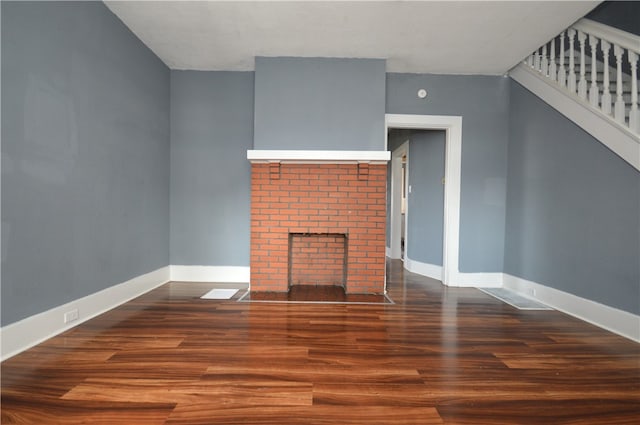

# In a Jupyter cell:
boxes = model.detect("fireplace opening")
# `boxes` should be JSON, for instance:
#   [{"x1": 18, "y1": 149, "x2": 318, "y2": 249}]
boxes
[
  {"x1": 288, "y1": 233, "x2": 348, "y2": 290},
  {"x1": 248, "y1": 160, "x2": 387, "y2": 294}
]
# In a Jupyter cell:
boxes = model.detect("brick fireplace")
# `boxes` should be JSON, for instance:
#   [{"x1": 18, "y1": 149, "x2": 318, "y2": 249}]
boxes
[{"x1": 247, "y1": 151, "x2": 390, "y2": 294}]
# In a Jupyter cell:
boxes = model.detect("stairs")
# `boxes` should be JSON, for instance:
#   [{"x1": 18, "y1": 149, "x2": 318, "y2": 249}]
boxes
[
  {"x1": 575, "y1": 53, "x2": 633, "y2": 120},
  {"x1": 510, "y1": 18, "x2": 639, "y2": 171}
]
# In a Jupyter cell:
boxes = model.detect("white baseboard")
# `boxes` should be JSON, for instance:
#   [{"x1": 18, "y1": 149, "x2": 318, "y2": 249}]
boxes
[
  {"x1": 503, "y1": 273, "x2": 640, "y2": 343},
  {"x1": 403, "y1": 258, "x2": 503, "y2": 288},
  {"x1": 170, "y1": 265, "x2": 250, "y2": 283},
  {"x1": 0, "y1": 266, "x2": 170, "y2": 361},
  {"x1": 404, "y1": 257, "x2": 443, "y2": 280},
  {"x1": 450, "y1": 271, "x2": 504, "y2": 288},
  {"x1": 3, "y1": 264, "x2": 635, "y2": 361}
]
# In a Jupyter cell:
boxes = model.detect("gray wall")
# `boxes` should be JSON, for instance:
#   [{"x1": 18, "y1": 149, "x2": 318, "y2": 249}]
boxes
[
  {"x1": 388, "y1": 129, "x2": 411, "y2": 153},
  {"x1": 505, "y1": 81, "x2": 640, "y2": 315},
  {"x1": 587, "y1": 1, "x2": 640, "y2": 36},
  {"x1": 4, "y1": 2, "x2": 633, "y2": 326},
  {"x1": 254, "y1": 57, "x2": 386, "y2": 151},
  {"x1": 170, "y1": 71, "x2": 254, "y2": 266},
  {"x1": 407, "y1": 131, "x2": 445, "y2": 266},
  {"x1": 386, "y1": 73, "x2": 509, "y2": 273},
  {"x1": 1, "y1": 1, "x2": 170, "y2": 326}
]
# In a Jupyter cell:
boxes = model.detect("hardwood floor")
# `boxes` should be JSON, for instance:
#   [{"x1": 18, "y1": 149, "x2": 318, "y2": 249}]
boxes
[{"x1": 2, "y1": 260, "x2": 639, "y2": 424}]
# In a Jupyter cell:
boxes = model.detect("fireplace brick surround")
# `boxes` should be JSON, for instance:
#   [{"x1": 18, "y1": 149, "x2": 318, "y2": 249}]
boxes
[{"x1": 249, "y1": 158, "x2": 387, "y2": 294}]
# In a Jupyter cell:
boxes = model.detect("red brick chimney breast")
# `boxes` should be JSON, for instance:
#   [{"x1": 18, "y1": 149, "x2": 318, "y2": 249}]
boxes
[{"x1": 249, "y1": 160, "x2": 387, "y2": 294}]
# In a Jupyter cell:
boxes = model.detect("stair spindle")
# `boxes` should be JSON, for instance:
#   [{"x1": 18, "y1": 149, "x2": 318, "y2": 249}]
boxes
[
  {"x1": 629, "y1": 51, "x2": 639, "y2": 133},
  {"x1": 600, "y1": 40, "x2": 612, "y2": 115},
  {"x1": 588, "y1": 35, "x2": 599, "y2": 107},
  {"x1": 613, "y1": 45, "x2": 625, "y2": 124},
  {"x1": 558, "y1": 32, "x2": 566, "y2": 87},
  {"x1": 568, "y1": 29, "x2": 577, "y2": 93},
  {"x1": 518, "y1": 20, "x2": 638, "y2": 137},
  {"x1": 549, "y1": 39, "x2": 557, "y2": 81},
  {"x1": 578, "y1": 31, "x2": 587, "y2": 100}
]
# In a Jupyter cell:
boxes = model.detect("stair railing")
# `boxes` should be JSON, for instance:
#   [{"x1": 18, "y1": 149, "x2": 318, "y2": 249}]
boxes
[{"x1": 524, "y1": 18, "x2": 639, "y2": 135}]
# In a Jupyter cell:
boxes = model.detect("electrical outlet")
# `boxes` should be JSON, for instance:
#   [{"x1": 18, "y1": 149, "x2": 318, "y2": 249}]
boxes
[{"x1": 64, "y1": 309, "x2": 79, "y2": 324}]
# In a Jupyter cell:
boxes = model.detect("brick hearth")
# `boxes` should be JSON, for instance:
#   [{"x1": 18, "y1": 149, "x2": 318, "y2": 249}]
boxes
[{"x1": 249, "y1": 161, "x2": 387, "y2": 294}]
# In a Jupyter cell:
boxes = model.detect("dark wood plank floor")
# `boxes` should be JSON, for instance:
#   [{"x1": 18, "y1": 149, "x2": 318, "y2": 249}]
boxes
[{"x1": 2, "y1": 260, "x2": 639, "y2": 424}]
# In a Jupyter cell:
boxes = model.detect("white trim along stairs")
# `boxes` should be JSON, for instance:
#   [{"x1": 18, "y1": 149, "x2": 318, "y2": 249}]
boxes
[{"x1": 510, "y1": 18, "x2": 640, "y2": 171}]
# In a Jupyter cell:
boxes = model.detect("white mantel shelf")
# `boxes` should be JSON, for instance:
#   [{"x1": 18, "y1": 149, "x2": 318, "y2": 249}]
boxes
[{"x1": 247, "y1": 150, "x2": 391, "y2": 164}]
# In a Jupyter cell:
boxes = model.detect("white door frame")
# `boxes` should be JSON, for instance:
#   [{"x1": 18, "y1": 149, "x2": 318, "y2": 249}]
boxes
[
  {"x1": 389, "y1": 141, "x2": 408, "y2": 260},
  {"x1": 385, "y1": 114, "x2": 462, "y2": 286}
]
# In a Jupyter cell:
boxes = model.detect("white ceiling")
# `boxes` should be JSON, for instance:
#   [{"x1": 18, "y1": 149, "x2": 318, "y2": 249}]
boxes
[{"x1": 104, "y1": 0, "x2": 600, "y2": 75}]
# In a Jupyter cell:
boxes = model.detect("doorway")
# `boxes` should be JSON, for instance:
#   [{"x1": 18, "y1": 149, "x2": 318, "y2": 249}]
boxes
[
  {"x1": 389, "y1": 140, "x2": 408, "y2": 261},
  {"x1": 385, "y1": 114, "x2": 462, "y2": 286}
]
